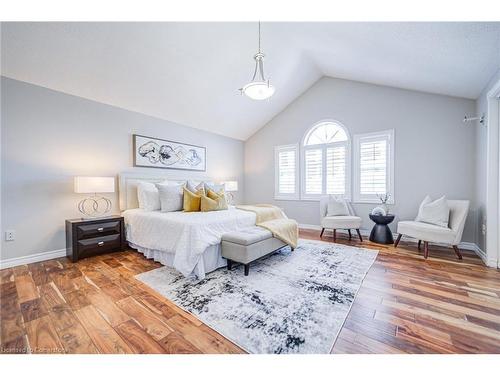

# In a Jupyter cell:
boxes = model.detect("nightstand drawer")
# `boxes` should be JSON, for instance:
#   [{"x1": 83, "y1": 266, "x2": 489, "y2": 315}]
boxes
[
  {"x1": 77, "y1": 234, "x2": 121, "y2": 258},
  {"x1": 77, "y1": 221, "x2": 121, "y2": 239}
]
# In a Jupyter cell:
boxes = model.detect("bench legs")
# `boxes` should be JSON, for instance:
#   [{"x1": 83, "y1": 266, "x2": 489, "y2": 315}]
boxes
[
  {"x1": 320, "y1": 228, "x2": 325, "y2": 237},
  {"x1": 227, "y1": 260, "x2": 249, "y2": 275}
]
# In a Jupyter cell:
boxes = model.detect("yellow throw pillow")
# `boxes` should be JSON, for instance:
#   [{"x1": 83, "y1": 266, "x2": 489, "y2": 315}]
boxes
[
  {"x1": 201, "y1": 191, "x2": 228, "y2": 212},
  {"x1": 183, "y1": 186, "x2": 202, "y2": 212},
  {"x1": 206, "y1": 188, "x2": 228, "y2": 209},
  {"x1": 207, "y1": 188, "x2": 225, "y2": 200}
]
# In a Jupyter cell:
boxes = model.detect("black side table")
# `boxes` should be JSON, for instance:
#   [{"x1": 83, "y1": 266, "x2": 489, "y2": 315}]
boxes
[{"x1": 369, "y1": 214, "x2": 395, "y2": 244}]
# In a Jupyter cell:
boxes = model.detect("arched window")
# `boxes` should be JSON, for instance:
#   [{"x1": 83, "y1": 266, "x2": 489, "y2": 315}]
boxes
[{"x1": 302, "y1": 121, "x2": 350, "y2": 198}]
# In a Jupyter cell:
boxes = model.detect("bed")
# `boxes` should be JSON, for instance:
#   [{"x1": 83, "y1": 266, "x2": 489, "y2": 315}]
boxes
[{"x1": 119, "y1": 172, "x2": 256, "y2": 279}]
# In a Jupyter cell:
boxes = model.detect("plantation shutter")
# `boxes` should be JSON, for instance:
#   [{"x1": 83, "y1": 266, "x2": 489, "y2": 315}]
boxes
[
  {"x1": 278, "y1": 149, "x2": 296, "y2": 194},
  {"x1": 275, "y1": 144, "x2": 299, "y2": 199},
  {"x1": 359, "y1": 139, "x2": 387, "y2": 195},
  {"x1": 326, "y1": 146, "x2": 346, "y2": 195},
  {"x1": 304, "y1": 148, "x2": 322, "y2": 194}
]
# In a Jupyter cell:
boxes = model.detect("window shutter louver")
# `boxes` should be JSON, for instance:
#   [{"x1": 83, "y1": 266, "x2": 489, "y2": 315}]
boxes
[
  {"x1": 274, "y1": 144, "x2": 299, "y2": 200},
  {"x1": 326, "y1": 146, "x2": 346, "y2": 195},
  {"x1": 359, "y1": 140, "x2": 387, "y2": 195},
  {"x1": 278, "y1": 150, "x2": 296, "y2": 194},
  {"x1": 353, "y1": 129, "x2": 394, "y2": 203},
  {"x1": 304, "y1": 148, "x2": 323, "y2": 194}
]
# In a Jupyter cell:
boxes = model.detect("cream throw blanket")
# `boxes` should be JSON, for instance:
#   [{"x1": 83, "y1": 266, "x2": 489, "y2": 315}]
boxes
[{"x1": 236, "y1": 204, "x2": 298, "y2": 248}]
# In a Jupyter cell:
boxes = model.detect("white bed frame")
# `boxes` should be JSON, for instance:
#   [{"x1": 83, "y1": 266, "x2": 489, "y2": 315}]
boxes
[
  {"x1": 118, "y1": 171, "x2": 213, "y2": 211},
  {"x1": 118, "y1": 172, "x2": 225, "y2": 278}
]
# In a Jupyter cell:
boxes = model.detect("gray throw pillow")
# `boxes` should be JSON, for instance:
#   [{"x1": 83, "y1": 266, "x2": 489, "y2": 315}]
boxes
[{"x1": 156, "y1": 183, "x2": 184, "y2": 212}]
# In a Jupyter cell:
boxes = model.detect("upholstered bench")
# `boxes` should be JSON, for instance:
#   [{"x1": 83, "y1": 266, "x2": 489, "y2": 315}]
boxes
[{"x1": 221, "y1": 227, "x2": 288, "y2": 276}]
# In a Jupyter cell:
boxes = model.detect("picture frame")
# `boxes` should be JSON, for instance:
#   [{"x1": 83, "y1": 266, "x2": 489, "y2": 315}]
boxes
[{"x1": 133, "y1": 134, "x2": 206, "y2": 172}]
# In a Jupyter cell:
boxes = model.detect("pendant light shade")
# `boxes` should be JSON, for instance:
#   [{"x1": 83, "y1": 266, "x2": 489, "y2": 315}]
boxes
[{"x1": 240, "y1": 22, "x2": 275, "y2": 100}]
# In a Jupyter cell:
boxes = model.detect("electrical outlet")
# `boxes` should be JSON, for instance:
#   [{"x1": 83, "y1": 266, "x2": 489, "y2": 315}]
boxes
[
  {"x1": 5, "y1": 230, "x2": 15, "y2": 241},
  {"x1": 482, "y1": 224, "x2": 487, "y2": 236}
]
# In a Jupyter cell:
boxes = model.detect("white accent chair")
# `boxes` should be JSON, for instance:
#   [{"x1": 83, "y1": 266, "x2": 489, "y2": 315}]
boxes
[
  {"x1": 319, "y1": 197, "x2": 363, "y2": 242},
  {"x1": 394, "y1": 200, "x2": 470, "y2": 259}
]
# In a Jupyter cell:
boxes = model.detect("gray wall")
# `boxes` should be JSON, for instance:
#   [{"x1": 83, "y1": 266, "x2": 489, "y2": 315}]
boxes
[
  {"x1": 244, "y1": 77, "x2": 477, "y2": 241},
  {"x1": 1, "y1": 77, "x2": 245, "y2": 261},
  {"x1": 474, "y1": 68, "x2": 500, "y2": 252}
]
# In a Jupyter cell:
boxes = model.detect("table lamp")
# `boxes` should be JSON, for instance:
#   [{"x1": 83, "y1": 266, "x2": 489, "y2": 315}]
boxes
[
  {"x1": 74, "y1": 176, "x2": 115, "y2": 218},
  {"x1": 222, "y1": 181, "x2": 238, "y2": 204}
]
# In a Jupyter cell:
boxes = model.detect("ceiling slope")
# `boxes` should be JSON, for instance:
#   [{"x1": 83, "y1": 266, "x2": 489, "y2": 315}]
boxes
[{"x1": 2, "y1": 22, "x2": 499, "y2": 140}]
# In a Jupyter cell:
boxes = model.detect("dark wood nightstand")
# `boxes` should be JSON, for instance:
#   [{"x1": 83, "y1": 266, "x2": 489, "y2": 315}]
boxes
[{"x1": 66, "y1": 215, "x2": 125, "y2": 262}]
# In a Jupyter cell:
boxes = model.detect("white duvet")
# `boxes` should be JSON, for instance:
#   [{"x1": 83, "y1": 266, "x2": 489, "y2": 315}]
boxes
[{"x1": 123, "y1": 207, "x2": 256, "y2": 277}]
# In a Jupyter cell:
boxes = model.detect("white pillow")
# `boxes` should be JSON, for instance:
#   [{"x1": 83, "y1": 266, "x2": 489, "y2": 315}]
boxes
[
  {"x1": 185, "y1": 180, "x2": 205, "y2": 194},
  {"x1": 327, "y1": 196, "x2": 349, "y2": 216},
  {"x1": 415, "y1": 195, "x2": 450, "y2": 228},
  {"x1": 156, "y1": 183, "x2": 184, "y2": 212},
  {"x1": 204, "y1": 182, "x2": 225, "y2": 194},
  {"x1": 167, "y1": 180, "x2": 186, "y2": 187},
  {"x1": 137, "y1": 182, "x2": 163, "y2": 211}
]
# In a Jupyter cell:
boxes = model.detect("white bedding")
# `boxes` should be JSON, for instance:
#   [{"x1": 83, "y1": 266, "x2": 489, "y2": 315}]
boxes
[{"x1": 123, "y1": 206, "x2": 256, "y2": 278}]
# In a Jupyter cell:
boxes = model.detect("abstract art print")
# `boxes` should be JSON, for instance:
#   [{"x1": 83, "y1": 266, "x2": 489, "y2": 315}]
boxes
[{"x1": 133, "y1": 134, "x2": 206, "y2": 171}]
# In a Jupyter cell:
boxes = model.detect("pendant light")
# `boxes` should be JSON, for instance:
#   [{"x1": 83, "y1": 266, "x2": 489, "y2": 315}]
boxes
[{"x1": 240, "y1": 21, "x2": 275, "y2": 100}]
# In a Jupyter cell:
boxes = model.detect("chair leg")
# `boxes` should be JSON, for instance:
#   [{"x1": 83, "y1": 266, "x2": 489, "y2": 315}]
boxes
[
  {"x1": 423, "y1": 241, "x2": 429, "y2": 259},
  {"x1": 227, "y1": 259, "x2": 232, "y2": 270},
  {"x1": 453, "y1": 245, "x2": 463, "y2": 260},
  {"x1": 244, "y1": 264, "x2": 249, "y2": 276},
  {"x1": 320, "y1": 228, "x2": 325, "y2": 238},
  {"x1": 348, "y1": 229, "x2": 352, "y2": 240},
  {"x1": 356, "y1": 229, "x2": 363, "y2": 242},
  {"x1": 333, "y1": 229, "x2": 337, "y2": 242},
  {"x1": 394, "y1": 234, "x2": 402, "y2": 247},
  {"x1": 418, "y1": 240, "x2": 421, "y2": 250}
]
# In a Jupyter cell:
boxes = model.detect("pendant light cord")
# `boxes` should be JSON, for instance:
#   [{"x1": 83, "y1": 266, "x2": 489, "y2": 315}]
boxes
[{"x1": 258, "y1": 21, "x2": 261, "y2": 53}]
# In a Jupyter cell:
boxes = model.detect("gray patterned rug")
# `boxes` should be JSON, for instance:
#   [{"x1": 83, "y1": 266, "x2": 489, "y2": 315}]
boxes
[{"x1": 135, "y1": 239, "x2": 378, "y2": 354}]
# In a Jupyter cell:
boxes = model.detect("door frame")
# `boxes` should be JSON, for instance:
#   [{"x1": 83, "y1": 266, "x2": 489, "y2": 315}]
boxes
[{"x1": 486, "y1": 78, "x2": 500, "y2": 267}]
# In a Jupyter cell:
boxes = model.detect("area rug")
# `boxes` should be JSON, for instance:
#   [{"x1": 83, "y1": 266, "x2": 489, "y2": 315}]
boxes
[{"x1": 135, "y1": 239, "x2": 378, "y2": 354}]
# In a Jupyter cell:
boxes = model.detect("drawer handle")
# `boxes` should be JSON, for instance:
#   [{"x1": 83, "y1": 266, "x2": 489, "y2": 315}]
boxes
[
  {"x1": 97, "y1": 241, "x2": 104, "y2": 246},
  {"x1": 97, "y1": 227, "x2": 104, "y2": 232}
]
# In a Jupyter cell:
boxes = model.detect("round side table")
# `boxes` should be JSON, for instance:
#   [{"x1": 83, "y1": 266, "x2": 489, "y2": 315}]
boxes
[{"x1": 369, "y1": 214, "x2": 395, "y2": 244}]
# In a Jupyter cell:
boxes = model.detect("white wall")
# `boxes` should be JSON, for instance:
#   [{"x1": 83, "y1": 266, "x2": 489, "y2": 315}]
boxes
[
  {"x1": 244, "y1": 77, "x2": 477, "y2": 241},
  {"x1": 474, "y1": 68, "x2": 500, "y2": 253},
  {"x1": 1, "y1": 77, "x2": 245, "y2": 261}
]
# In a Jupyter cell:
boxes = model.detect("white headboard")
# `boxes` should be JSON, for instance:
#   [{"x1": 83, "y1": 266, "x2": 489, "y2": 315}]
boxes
[{"x1": 118, "y1": 172, "x2": 212, "y2": 211}]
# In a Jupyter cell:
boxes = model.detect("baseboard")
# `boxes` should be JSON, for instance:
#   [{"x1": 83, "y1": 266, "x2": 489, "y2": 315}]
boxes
[
  {"x1": 298, "y1": 223, "x2": 495, "y2": 267},
  {"x1": 0, "y1": 248, "x2": 66, "y2": 270},
  {"x1": 461, "y1": 243, "x2": 497, "y2": 267}
]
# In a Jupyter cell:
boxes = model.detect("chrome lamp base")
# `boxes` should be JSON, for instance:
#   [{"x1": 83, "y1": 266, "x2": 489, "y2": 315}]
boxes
[{"x1": 78, "y1": 195, "x2": 112, "y2": 218}]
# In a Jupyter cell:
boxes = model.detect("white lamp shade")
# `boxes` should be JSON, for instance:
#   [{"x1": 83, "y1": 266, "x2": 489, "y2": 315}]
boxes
[
  {"x1": 222, "y1": 181, "x2": 238, "y2": 192},
  {"x1": 74, "y1": 176, "x2": 115, "y2": 194}
]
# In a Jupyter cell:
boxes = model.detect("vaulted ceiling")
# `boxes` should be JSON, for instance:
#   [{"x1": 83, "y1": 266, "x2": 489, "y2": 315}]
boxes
[{"x1": 2, "y1": 22, "x2": 499, "y2": 140}]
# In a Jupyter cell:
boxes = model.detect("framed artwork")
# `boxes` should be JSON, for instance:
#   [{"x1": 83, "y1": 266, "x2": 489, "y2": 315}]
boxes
[{"x1": 133, "y1": 134, "x2": 206, "y2": 171}]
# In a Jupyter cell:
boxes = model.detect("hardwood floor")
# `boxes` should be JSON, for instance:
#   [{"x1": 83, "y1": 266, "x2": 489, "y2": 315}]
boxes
[{"x1": 1, "y1": 229, "x2": 500, "y2": 354}]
